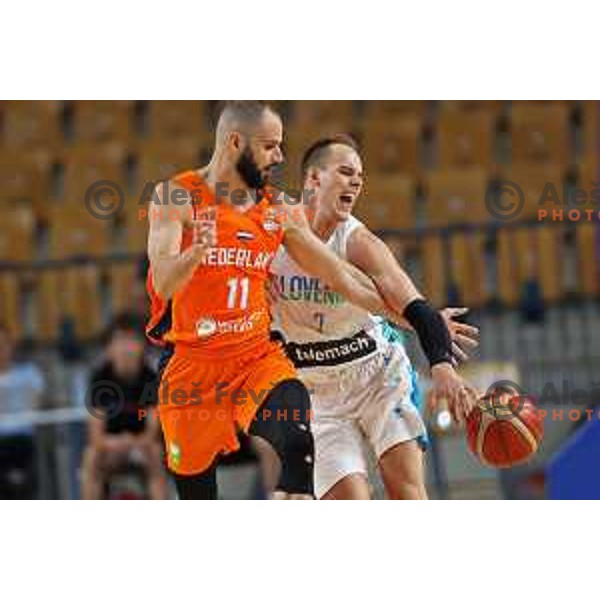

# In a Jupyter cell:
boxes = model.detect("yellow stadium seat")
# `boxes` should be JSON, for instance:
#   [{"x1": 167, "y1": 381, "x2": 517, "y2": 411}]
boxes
[
  {"x1": 576, "y1": 160, "x2": 600, "y2": 213},
  {"x1": 73, "y1": 100, "x2": 131, "y2": 143},
  {"x1": 420, "y1": 233, "x2": 446, "y2": 306},
  {"x1": 581, "y1": 101, "x2": 600, "y2": 164},
  {"x1": 34, "y1": 271, "x2": 62, "y2": 342},
  {"x1": 138, "y1": 137, "x2": 202, "y2": 185},
  {"x1": 424, "y1": 168, "x2": 489, "y2": 225},
  {"x1": 1, "y1": 101, "x2": 62, "y2": 150},
  {"x1": 364, "y1": 101, "x2": 426, "y2": 123},
  {"x1": 0, "y1": 199, "x2": 35, "y2": 261},
  {"x1": 536, "y1": 226, "x2": 562, "y2": 302},
  {"x1": 62, "y1": 265, "x2": 104, "y2": 340},
  {"x1": 509, "y1": 225, "x2": 560, "y2": 305},
  {"x1": 576, "y1": 223, "x2": 597, "y2": 296},
  {"x1": 508, "y1": 224, "x2": 563, "y2": 304},
  {"x1": 148, "y1": 101, "x2": 208, "y2": 140},
  {"x1": 504, "y1": 163, "x2": 566, "y2": 221},
  {"x1": 0, "y1": 273, "x2": 21, "y2": 339},
  {"x1": 446, "y1": 233, "x2": 469, "y2": 305},
  {"x1": 362, "y1": 117, "x2": 421, "y2": 175},
  {"x1": 60, "y1": 142, "x2": 127, "y2": 206},
  {"x1": 447, "y1": 232, "x2": 489, "y2": 307},
  {"x1": 513, "y1": 226, "x2": 536, "y2": 286},
  {"x1": 123, "y1": 206, "x2": 148, "y2": 253},
  {"x1": 511, "y1": 103, "x2": 570, "y2": 167},
  {"x1": 469, "y1": 231, "x2": 490, "y2": 306},
  {"x1": 108, "y1": 263, "x2": 143, "y2": 316},
  {"x1": 515, "y1": 100, "x2": 572, "y2": 109},
  {"x1": 438, "y1": 111, "x2": 495, "y2": 169},
  {"x1": 34, "y1": 267, "x2": 103, "y2": 342},
  {"x1": 0, "y1": 152, "x2": 50, "y2": 212},
  {"x1": 292, "y1": 101, "x2": 354, "y2": 130},
  {"x1": 357, "y1": 175, "x2": 416, "y2": 230},
  {"x1": 439, "y1": 101, "x2": 502, "y2": 115},
  {"x1": 496, "y1": 228, "x2": 519, "y2": 306},
  {"x1": 48, "y1": 206, "x2": 110, "y2": 259}
]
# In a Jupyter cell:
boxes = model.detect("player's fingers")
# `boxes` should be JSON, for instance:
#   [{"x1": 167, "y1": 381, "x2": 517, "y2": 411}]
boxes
[
  {"x1": 462, "y1": 386, "x2": 480, "y2": 417},
  {"x1": 426, "y1": 388, "x2": 439, "y2": 413},
  {"x1": 271, "y1": 491, "x2": 289, "y2": 500},
  {"x1": 455, "y1": 385, "x2": 475, "y2": 423},
  {"x1": 455, "y1": 323, "x2": 479, "y2": 338},
  {"x1": 455, "y1": 333, "x2": 479, "y2": 349},
  {"x1": 451, "y1": 341, "x2": 469, "y2": 363},
  {"x1": 444, "y1": 307, "x2": 469, "y2": 318},
  {"x1": 449, "y1": 393, "x2": 461, "y2": 424}
]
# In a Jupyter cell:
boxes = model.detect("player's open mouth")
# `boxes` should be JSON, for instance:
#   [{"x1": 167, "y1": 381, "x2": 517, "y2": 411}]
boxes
[{"x1": 339, "y1": 194, "x2": 354, "y2": 205}]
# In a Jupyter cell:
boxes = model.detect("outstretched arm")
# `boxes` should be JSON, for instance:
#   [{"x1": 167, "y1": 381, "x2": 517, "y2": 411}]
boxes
[{"x1": 345, "y1": 226, "x2": 480, "y2": 421}]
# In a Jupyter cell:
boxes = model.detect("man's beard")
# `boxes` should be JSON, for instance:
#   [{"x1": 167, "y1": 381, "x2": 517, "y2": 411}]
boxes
[{"x1": 236, "y1": 146, "x2": 268, "y2": 191}]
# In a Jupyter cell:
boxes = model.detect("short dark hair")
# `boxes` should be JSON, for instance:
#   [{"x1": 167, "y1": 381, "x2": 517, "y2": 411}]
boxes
[
  {"x1": 103, "y1": 313, "x2": 143, "y2": 345},
  {"x1": 216, "y1": 101, "x2": 278, "y2": 140},
  {"x1": 301, "y1": 134, "x2": 360, "y2": 178}
]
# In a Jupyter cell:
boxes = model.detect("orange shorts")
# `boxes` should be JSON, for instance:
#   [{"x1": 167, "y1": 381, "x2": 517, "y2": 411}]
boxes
[{"x1": 158, "y1": 341, "x2": 296, "y2": 475}]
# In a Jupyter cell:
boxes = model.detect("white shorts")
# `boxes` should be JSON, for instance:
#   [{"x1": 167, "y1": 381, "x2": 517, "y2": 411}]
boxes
[{"x1": 305, "y1": 347, "x2": 427, "y2": 499}]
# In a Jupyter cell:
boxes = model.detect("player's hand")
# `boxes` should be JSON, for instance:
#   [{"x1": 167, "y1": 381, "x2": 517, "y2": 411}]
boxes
[
  {"x1": 428, "y1": 362, "x2": 479, "y2": 424},
  {"x1": 183, "y1": 222, "x2": 216, "y2": 264},
  {"x1": 440, "y1": 307, "x2": 479, "y2": 363}
]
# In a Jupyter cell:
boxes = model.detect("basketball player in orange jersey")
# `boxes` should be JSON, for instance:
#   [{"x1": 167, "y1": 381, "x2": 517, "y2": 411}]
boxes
[{"x1": 146, "y1": 101, "x2": 477, "y2": 499}]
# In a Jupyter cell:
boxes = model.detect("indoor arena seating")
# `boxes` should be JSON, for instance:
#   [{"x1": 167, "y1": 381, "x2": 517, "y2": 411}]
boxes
[
  {"x1": 1, "y1": 100, "x2": 599, "y2": 499},
  {"x1": 1, "y1": 100, "x2": 597, "y2": 344}
]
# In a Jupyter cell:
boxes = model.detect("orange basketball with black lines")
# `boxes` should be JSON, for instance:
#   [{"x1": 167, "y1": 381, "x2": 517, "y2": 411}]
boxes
[{"x1": 466, "y1": 391, "x2": 544, "y2": 468}]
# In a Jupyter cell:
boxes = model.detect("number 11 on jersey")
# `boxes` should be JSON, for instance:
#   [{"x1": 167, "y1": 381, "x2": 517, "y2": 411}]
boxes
[{"x1": 227, "y1": 277, "x2": 250, "y2": 309}]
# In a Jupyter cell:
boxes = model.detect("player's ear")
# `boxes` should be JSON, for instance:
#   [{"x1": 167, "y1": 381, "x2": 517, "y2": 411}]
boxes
[
  {"x1": 227, "y1": 131, "x2": 243, "y2": 152},
  {"x1": 307, "y1": 166, "x2": 321, "y2": 188}
]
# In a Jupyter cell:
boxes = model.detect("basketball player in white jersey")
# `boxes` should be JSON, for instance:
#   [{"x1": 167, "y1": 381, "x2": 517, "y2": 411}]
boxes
[{"x1": 269, "y1": 135, "x2": 479, "y2": 499}]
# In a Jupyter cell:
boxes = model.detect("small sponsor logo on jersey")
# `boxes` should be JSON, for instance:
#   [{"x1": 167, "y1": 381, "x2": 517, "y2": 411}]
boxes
[
  {"x1": 196, "y1": 317, "x2": 217, "y2": 338},
  {"x1": 263, "y1": 208, "x2": 281, "y2": 233},
  {"x1": 285, "y1": 330, "x2": 377, "y2": 368},
  {"x1": 195, "y1": 311, "x2": 267, "y2": 339},
  {"x1": 236, "y1": 230, "x2": 255, "y2": 242}
]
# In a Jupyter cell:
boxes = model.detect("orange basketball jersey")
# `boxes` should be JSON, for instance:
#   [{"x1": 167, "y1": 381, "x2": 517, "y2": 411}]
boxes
[{"x1": 146, "y1": 171, "x2": 284, "y2": 359}]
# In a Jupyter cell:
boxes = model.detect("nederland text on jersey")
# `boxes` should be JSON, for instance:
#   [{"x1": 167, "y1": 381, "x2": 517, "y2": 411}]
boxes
[{"x1": 202, "y1": 247, "x2": 274, "y2": 270}]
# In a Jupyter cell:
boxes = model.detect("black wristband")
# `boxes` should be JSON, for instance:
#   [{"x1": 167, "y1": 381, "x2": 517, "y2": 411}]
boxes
[{"x1": 403, "y1": 299, "x2": 454, "y2": 367}]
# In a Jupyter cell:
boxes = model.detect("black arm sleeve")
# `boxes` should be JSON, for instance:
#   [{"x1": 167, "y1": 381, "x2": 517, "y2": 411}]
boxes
[{"x1": 403, "y1": 299, "x2": 454, "y2": 367}]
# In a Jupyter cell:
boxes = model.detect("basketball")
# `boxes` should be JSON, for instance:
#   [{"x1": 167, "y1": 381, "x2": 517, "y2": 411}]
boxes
[{"x1": 466, "y1": 390, "x2": 544, "y2": 469}]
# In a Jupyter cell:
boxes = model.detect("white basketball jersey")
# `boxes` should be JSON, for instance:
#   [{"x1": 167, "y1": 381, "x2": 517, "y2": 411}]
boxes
[{"x1": 270, "y1": 215, "x2": 406, "y2": 386}]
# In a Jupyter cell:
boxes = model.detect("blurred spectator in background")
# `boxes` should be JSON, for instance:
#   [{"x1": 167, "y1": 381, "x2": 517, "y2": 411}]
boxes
[
  {"x1": 0, "y1": 323, "x2": 45, "y2": 499},
  {"x1": 81, "y1": 314, "x2": 167, "y2": 499}
]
